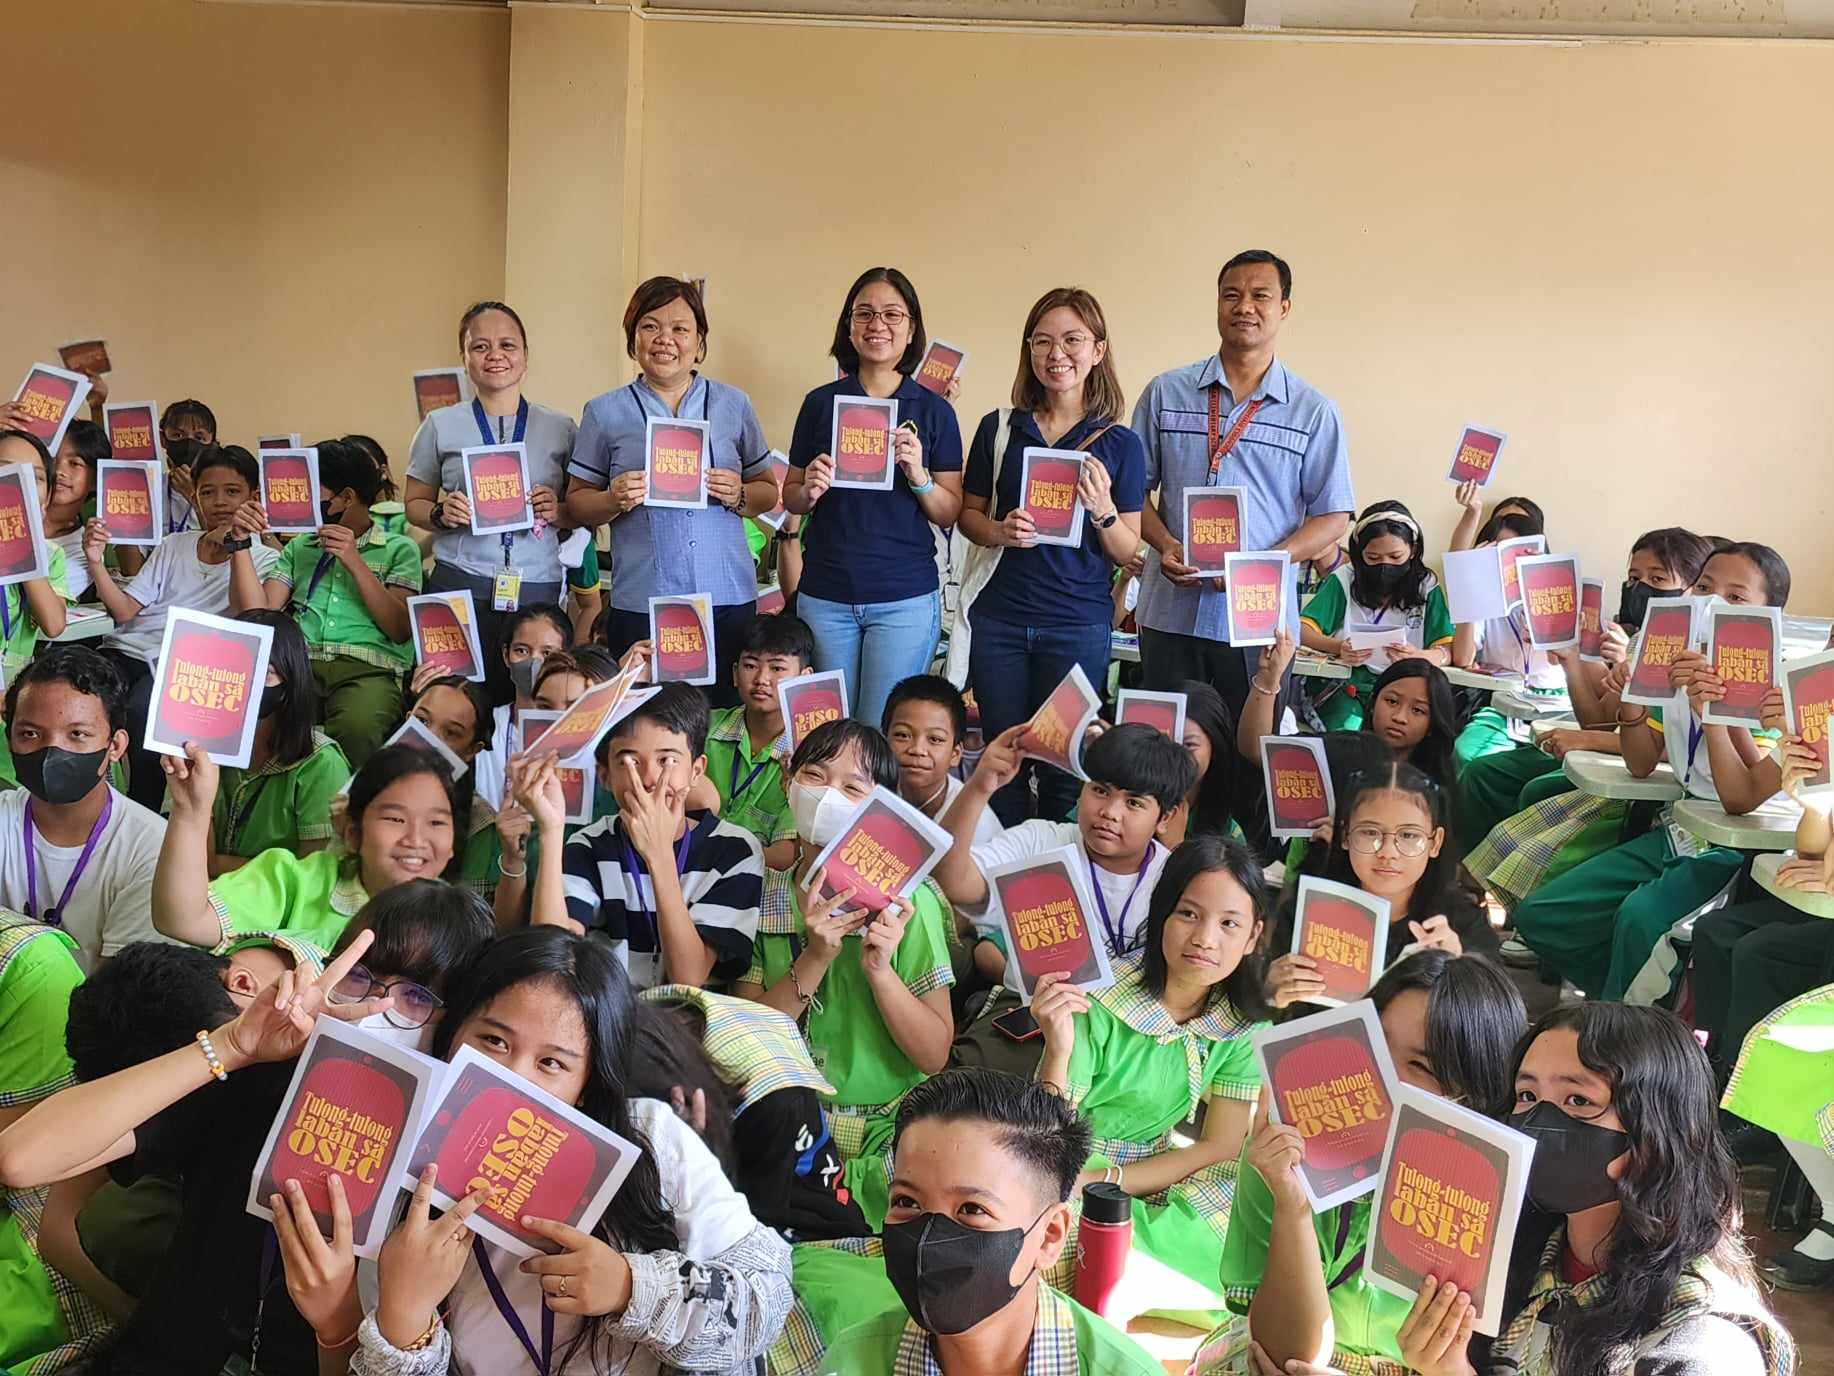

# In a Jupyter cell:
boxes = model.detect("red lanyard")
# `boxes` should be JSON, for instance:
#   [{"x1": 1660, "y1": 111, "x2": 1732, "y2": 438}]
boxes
[{"x1": 1207, "y1": 386, "x2": 1266, "y2": 482}]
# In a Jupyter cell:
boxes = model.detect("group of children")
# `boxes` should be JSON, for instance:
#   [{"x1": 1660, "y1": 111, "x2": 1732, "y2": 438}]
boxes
[{"x1": 0, "y1": 384, "x2": 1822, "y2": 1376}]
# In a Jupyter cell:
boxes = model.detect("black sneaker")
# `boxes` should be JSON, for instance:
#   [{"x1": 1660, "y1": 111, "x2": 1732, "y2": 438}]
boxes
[{"x1": 1763, "y1": 1223, "x2": 1834, "y2": 1292}]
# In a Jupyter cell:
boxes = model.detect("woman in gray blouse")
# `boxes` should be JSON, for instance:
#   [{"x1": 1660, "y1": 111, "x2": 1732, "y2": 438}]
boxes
[
  {"x1": 405, "y1": 301, "x2": 576, "y2": 699},
  {"x1": 564, "y1": 277, "x2": 779, "y2": 706}
]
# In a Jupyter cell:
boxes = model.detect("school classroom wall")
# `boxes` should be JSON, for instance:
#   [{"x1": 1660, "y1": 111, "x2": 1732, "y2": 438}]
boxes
[{"x1": 13, "y1": 1, "x2": 1834, "y2": 608}]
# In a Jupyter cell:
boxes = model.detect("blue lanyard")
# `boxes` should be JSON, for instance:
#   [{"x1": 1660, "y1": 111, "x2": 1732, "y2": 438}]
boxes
[
  {"x1": 728, "y1": 739, "x2": 776, "y2": 802},
  {"x1": 617, "y1": 823, "x2": 696, "y2": 958},
  {"x1": 1087, "y1": 850, "x2": 1153, "y2": 956},
  {"x1": 474, "y1": 398, "x2": 529, "y2": 565},
  {"x1": 473, "y1": 1237, "x2": 554, "y2": 1375}
]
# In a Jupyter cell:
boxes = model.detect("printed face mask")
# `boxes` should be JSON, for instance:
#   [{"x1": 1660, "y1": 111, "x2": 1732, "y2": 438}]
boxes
[
  {"x1": 1511, "y1": 1100, "x2": 1630, "y2": 1214},
  {"x1": 788, "y1": 781, "x2": 855, "y2": 847}
]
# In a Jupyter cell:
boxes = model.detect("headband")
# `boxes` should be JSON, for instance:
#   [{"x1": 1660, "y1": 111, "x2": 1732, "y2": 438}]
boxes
[{"x1": 1354, "y1": 508, "x2": 1421, "y2": 539}]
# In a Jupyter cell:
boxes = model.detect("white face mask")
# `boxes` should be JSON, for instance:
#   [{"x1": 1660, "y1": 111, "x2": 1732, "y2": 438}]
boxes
[
  {"x1": 789, "y1": 781, "x2": 856, "y2": 847},
  {"x1": 356, "y1": 1011, "x2": 433, "y2": 1053}
]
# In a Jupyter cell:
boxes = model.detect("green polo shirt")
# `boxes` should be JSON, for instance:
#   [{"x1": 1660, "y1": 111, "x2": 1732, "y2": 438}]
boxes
[
  {"x1": 209, "y1": 731, "x2": 352, "y2": 861},
  {"x1": 271, "y1": 524, "x2": 422, "y2": 670},
  {"x1": 704, "y1": 706, "x2": 795, "y2": 849},
  {"x1": 207, "y1": 846, "x2": 369, "y2": 954}
]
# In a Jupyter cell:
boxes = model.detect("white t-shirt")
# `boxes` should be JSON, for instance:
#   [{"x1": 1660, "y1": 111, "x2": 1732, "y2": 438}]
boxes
[
  {"x1": 52, "y1": 529, "x2": 90, "y2": 600},
  {"x1": 1475, "y1": 607, "x2": 1565, "y2": 689},
  {"x1": 445, "y1": 1099, "x2": 759, "y2": 1376},
  {"x1": 0, "y1": 787, "x2": 167, "y2": 971},
  {"x1": 472, "y1": 703, "x2": 515, "y2": 813},
  {"x1": 942, "y1": 775, "x2": 1004, "y2": 851},
  {"x1": 104, "y1": 532, "x2": 281, "y2": 663},
  {"x1": 967, "y1": 819, "x2": 1168, "y2": 958}
]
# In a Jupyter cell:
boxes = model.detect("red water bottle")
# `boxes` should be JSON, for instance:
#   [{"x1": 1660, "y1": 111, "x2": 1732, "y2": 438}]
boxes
[{"x1": 1072, "y1": 1181, "x2": 1132, "y2": 1318}]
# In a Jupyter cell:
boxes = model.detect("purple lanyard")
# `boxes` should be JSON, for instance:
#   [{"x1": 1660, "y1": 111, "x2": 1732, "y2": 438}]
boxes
[
  {"x1": 473, "y1": 1237, "x2": 554, "y2": 1375},
  {"x1": 728, "y1": 740, "x2": 776, "y2": 801},
  {"x1": 24, "y1": 790, "x2": 112, "y2": 928},
  {"x1": 1087, "y1": 850, "x2": 1153, "y2": 957},
  {"x1": 618, "y1": 823, "x2": 696, "y2": 955},
  {"x1": 474, "y1": 398, "x2": 530, "y2": 566},
  {"x1": 1682, "y1": 716, "x2": 1705, "y2": 791}
]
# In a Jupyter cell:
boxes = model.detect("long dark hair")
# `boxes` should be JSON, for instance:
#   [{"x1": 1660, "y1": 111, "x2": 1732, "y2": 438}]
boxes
[
  {"x1": 239, "y1": 609, "x2": 317, "y2": 767},
  {"x1": 1368, "y1": 950, "x2": 1523, "y2": 1118},
  {"x1": 1347, "y1": 500, "x2": 1432, "y2": 612},
  {"x1": 1179, "y1": 680, "x2": 1238, "y2": 838},
  {"x1": 1313, "y1": 760, "x2": 1458, "y2": 925},
  {"x1": 830, "y1": 267, "x2": 928, "y2": 377},
  {"x1": 628, "y1": 1000, "x2": 738, "y2": 1177},
  {"x1": 343, "y1": 745, "x2": 464, "y2": 882},
  {"x1": 1502, "y1": 1003, "x2": 1756, "y2": 1376},
  {"x1": 1476, "y1": 495, "x2": 1546, "y2": 545},
  {"x1": 1363, "y1": 659, "x2": 1459, "y2": 788},
  {"x1": 1139, "y1": 834, "x2": 1271, "y2": 1019},
  {"x1": 429, "y1": 928, "x2": 681, "y2": 1371}
]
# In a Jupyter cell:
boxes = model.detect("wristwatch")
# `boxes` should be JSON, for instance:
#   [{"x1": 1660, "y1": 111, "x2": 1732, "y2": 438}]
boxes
[
  {"x1": 429, "y1": 498, "x2": 451, "y2": 532},
  {"x1": 1094, "y1": 509, "x2": 1119, "y2": 530}
]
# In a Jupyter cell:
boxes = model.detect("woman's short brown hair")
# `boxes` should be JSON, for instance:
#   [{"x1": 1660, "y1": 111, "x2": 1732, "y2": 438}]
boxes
[
  {"x1": 1009, "y1": 287, "x2": 1125, "y2": 424},
  {"x1": 622, "y1": 277, "x2": 709, "y2": 364}
]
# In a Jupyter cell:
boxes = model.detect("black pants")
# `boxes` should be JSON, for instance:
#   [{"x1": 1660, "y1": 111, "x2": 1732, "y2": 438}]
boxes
[
  {"x1": 98, "y1": 649, "x2": 160, "y2": 810},
  {"x1": 600, "y1": 602, "x2": 756, "y2": 711},
  {"x1": 1692, "y1": 896, "x2": 1834, "y2": 1070},
  {"x1": 1138, "y1": 625, "x2": 1296, "y2": 856}
]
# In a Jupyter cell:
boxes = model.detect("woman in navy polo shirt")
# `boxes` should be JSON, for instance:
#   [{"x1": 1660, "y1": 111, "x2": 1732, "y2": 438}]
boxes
[
  {"x1": 958, "y1": 286, "x2": 1145, "y2": 824},
  {"x1": 564, "y1": 277, "x2": 781, "y2": 707},
  {"x1": 781, "y1": 267, "x2": 963, "y2": 731}
]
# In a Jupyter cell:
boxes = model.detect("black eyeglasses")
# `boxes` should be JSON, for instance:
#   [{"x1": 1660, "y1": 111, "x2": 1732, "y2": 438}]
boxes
[{"x1": 327, "y1": 962, "x2": 444, "y2": 1029}]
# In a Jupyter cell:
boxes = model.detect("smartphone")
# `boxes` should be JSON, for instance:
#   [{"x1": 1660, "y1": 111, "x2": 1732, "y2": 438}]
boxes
[{"x1": 991, "y1": 1007, "x2": 1041, "y2": 1043}]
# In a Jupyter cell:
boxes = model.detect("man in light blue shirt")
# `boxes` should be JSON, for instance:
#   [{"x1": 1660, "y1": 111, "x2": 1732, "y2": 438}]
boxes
[{"x1": 1132, "y1": 249, "x2": 1355, "y2": 715}]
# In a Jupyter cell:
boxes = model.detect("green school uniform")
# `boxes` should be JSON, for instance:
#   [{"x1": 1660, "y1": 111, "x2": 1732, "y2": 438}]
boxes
[
  {"x1": 207, "y1": 846, "x2": 368, "y2": 954},
  {"x1": 1300, "y1": 569, "x2": 1454, "y2": 732},
  {"x1": 1722, "y1": 980, "x2": 1834, "y2": 1154},
  {"x1": 0, "y1": 546, "x2": 71, "y2": 788},
  {"x1": 744, "y1": 869, "x2": 954, "y2": 1230},
  {"x1": 1192, "y1": 1177, "x2": 1410, "y2": 1376},
  {"x1": 0, "y1": 915, "x2": 106, "y2": 1374},
  {"x1": 704, "y1": 706, "x2": 794, "y2": 850},
  {"x1": 1453, "y1": 741, "x2": 1568, "y2": 855},
  {"x1": 202, "y1": 731, "x2": 351, "y2": 862},
  {"x1": 1061, "y1": 960, "x2": 1265, "y2": 1293},
  {"x1": 272, "y1": 525, "x2": 422, "y2": 771},
  {"x1": 568, "y1": 539, "x2": 601, "y2": 596},
  {"x1": 458, "y1": 793, "x2": 502, "y2": 899}
]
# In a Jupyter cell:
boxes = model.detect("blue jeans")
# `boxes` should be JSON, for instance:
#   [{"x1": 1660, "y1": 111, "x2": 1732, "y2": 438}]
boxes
[
  {"x1": 798, "y1": 591, "x2": 942, "y2": 734},
  {"x1": 969, "y1": 612, "x2": 1112, "y2": 826}
]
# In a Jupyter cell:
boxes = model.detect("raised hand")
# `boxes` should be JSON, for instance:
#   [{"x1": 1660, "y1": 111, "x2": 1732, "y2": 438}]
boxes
[
  {"x1": 1244, "y1": 1096, "x2": 1308, "y2": 1212},
  {"x1": 859, "y1": 892, "x2": 915, "y2": 979},
  {"x1": 1031, "y1": 970, "x2": 1091, "y2": 1057},
  {"x1": 1394, "y1": 1277, "x2": 1477, "y2": 1376},
  {"x1": 272, "y1": 1173, "x2": 361, "y2": 1344},
  {"x1": 219, "y1": 930, "x2": 394, "y2": 1070},
  {"x1": 1265, "y1": 953, "x2": 1327, "y2": 1009},
  {"x1": 800, "y1": 866, "x2": 866, "y2": 963},
  {"x1": 375, "y1": 1165, "x2": 494, "y2": 1348},
  {"x1": 161, "y1": 741, "x2": 221, "y2": 821},
  {"x1": 518, "y1": 1218, "x2": 634, "y2": 1317}
]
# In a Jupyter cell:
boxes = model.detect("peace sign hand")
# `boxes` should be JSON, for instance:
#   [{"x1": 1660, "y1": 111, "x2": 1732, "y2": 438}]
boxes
[
  {"x1": 375, "y1": 1165, "x2": 495, "y2": 1348},
  {"x1": 217, "y1": 929, "x2": 395, "y2": 1071}
]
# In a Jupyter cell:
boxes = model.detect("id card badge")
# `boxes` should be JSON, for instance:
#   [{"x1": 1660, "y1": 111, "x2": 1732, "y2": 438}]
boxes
[
  {"x1": 492, "y1": 570, "x2": 522, "y2": 612},
  {"x1": 1662, "y1": 809, "x2": 1700, "y2": 860}
]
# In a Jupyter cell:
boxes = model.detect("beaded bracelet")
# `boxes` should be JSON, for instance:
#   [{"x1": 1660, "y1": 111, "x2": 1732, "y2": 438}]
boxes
[{"x1": 195, "y1": 1030, "x2": 227, "y2": 1083}]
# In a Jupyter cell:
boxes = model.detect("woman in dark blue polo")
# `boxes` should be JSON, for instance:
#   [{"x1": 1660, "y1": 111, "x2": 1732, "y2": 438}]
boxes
[
  {"x1": 564, "y1": 277, "x2": 780, "y2": 706},
  {"x1": 958, "y1": 286, "x2": 1145, "y2": 825},
  {"x1": 781, "y1": 267, "x2": 963, "y2": 731}
]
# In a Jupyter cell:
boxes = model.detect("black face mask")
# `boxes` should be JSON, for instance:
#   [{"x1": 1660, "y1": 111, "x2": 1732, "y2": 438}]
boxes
[
  {"x1": 1616, "y1": 579, "x2": 1682, "y2": 631},
  {"x1": 257, "y1": 680, "x2": 288, "y2": 720},
  {"x1": 14, "y1": 745, "x2": 109, "y2": 807},
  {"x1": 882, "y1": 1209, "x2": 1047, "y2": 1336},
  {"x1": 1360, "y1": 561, "x2": 1411, "y2": 602},
  {"x1": 165, "y1": 437, "x2": 205, "y2": 472},
  {"x1": 1512, "y1": 1101, "x2": 1630, "y2": 1214}
]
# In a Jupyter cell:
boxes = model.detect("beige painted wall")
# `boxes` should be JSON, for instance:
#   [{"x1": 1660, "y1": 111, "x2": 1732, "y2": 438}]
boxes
[
  {"x1": 6, "y1": 0, "x2": 509, "y2": 469},
  {"x1": 635, "y1": 19, "x2": 1834, "y2": 608},
  {"x1": 14, "y1": 5, "x2": 1834, "y2": 605}
]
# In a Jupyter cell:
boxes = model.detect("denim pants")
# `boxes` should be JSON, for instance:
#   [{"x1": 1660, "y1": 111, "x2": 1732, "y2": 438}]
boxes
[
  {"x1": 969, "y1": 612, "x2": 1112, "y2": 826},
  {"x1": 797, "y1": 591, "x2": 942, "y2": 735}
]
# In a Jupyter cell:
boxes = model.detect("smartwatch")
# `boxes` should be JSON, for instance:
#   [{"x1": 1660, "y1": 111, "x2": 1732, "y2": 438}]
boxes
[{"x1": 1094, "y1": 510, "x2": 1119, "y2": 530}]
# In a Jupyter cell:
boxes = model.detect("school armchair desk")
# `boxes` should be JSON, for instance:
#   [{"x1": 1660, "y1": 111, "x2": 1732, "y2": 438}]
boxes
[
  {"x1": 1494, "y1": 686, "x2": 1573, "y2": 722},
  {"x1": 1443, "y1": 665, "x2": 1521, "y2": 693},
  {"x1": 50, "y1": 605, "x2": 113, "y2": 642},
  {"x1": 1562, "y1": 750, "x2": 1684, "y2": 803},
  {"x1": 1671, "y1": 796, "x2": 1802, "y2": 853},
  {"x1": 1752, "y1": 851, "x2": 1834, "y2": 919},
  {"x1": 1292, "y1": 654, "x2": 1350, "y2": 681}
]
